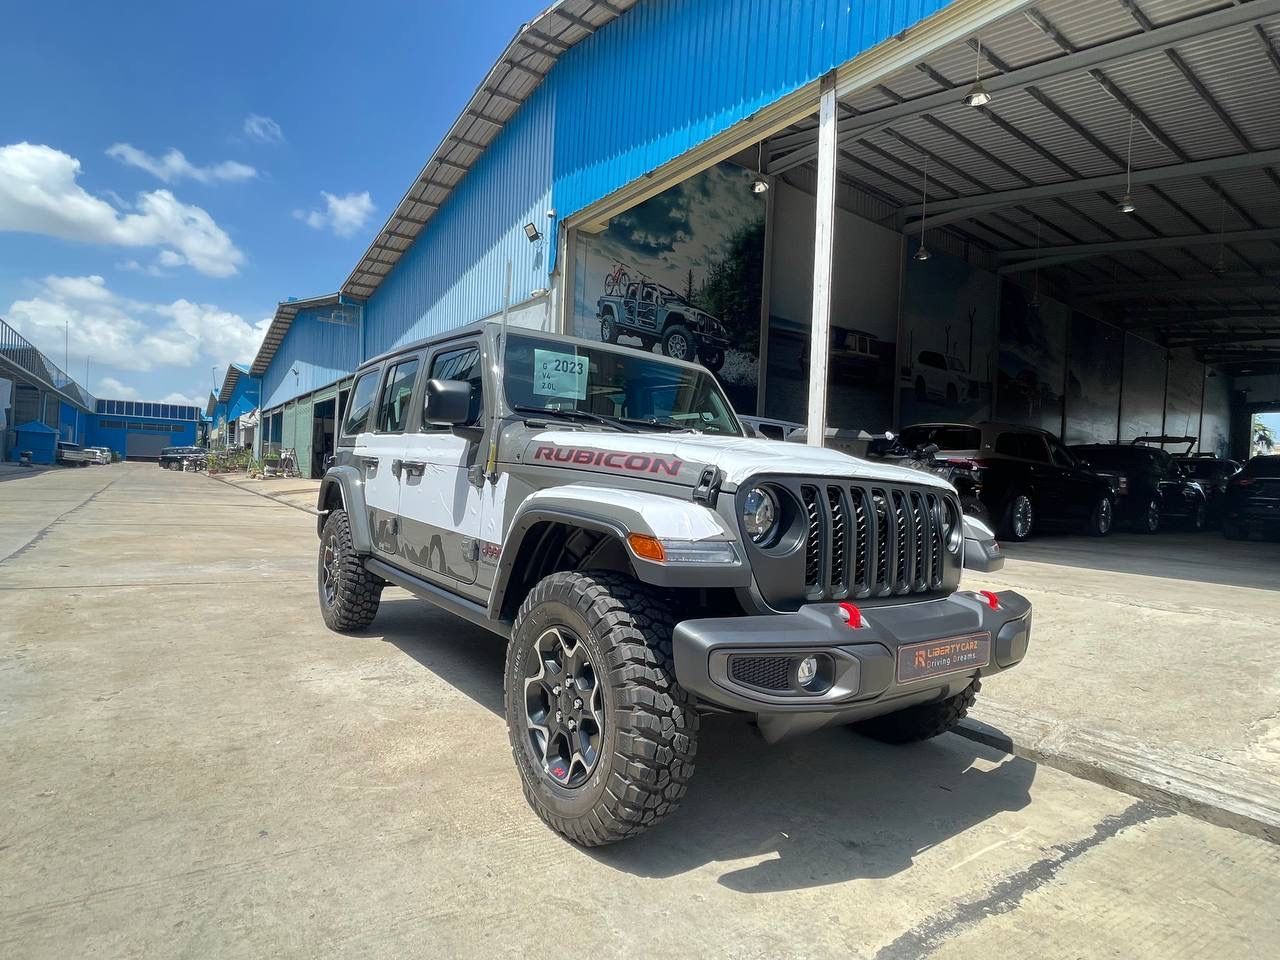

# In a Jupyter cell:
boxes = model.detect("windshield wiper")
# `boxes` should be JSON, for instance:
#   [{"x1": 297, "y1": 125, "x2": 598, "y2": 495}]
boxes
[
  {"x1": 512, "y1": 405, "x2": 638, "y2": 433},
  {"x1": 618, "y1": 415, "x2": 709, "y2": 433}
]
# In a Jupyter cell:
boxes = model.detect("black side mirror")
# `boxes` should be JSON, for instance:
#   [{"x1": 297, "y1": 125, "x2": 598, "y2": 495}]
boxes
[{"x1": 424, "y1": 379, "x2": 474, "y2": 427}]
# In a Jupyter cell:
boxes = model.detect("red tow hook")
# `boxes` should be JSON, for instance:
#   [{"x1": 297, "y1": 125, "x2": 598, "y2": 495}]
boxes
[
  {"x1": 837, "y1": 602, "x2": 864, "y2": 628},
  {"x1": 979, "y1": 590, "x2": 1000, "y2": 611}
]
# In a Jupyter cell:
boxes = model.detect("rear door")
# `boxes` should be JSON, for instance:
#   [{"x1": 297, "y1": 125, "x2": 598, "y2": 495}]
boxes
[
  {"x1": 1049, "y1": 437, "x2": 1096, "y2": 519},
  {"x1": 395, "y1": 339, "x2": 486, "y2": 586}
]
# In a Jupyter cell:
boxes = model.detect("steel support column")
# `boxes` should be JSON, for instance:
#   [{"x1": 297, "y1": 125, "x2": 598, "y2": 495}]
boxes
[{"x1": 806, "y1": 73, "x2": 838, "y2": 447}]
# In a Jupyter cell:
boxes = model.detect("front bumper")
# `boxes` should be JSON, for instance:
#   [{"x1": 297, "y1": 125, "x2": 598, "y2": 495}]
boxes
[{"x1": 672, "y1": 590, "x2": 1030, "y2": 741}]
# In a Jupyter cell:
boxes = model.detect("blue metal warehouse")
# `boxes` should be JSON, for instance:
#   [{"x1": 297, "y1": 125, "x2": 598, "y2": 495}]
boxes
[{"x1": 248, "y1": 0, "x2": 1280, "y2": 476}]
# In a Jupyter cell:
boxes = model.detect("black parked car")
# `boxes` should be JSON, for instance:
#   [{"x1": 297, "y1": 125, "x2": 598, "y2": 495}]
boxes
[
  {"x1": 158, "y1": 446, "x2": 207, "y2": 470},
  {"x1": 1069, "y1": 442, "x2": 1208, "y2": 533},
  {"x1": 898, "y1": 422, "x2": 1115, "y2": 541},
  {"x1": 1176, "y1": 455, "x2": 1242, "y2": 523},
  {"x1": 1223, "y1": 455, "x2": 1280, "y2": 540}
]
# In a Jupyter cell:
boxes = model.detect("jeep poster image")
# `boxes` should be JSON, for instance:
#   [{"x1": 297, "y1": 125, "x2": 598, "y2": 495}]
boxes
[{"x1": 572, "y1": 161, "x2": 765, "y2": 414}]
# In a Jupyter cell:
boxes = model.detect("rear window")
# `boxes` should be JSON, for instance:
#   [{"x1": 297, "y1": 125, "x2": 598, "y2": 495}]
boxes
[
  {"x1": 1244, "y1": 456, "x2": 1280, "y2": 478},
  {"x1": 899, "y1": 425, "x2": 981, "y2": 450}
]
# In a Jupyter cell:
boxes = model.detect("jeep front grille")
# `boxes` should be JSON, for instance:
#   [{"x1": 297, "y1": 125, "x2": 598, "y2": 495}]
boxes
[{"x1": 802, "y1": 484, "x2": 951, "y2": 601}]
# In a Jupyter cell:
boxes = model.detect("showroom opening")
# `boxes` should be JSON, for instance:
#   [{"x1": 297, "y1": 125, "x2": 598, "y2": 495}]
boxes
[{"x1": 560, "y1": 0, "x2": 1279, "y2": 459}]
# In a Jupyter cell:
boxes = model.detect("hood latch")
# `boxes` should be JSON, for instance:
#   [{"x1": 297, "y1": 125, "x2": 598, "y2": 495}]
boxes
[{"x1": 692, "y1": 465, "x2": 722, "y2": 507}]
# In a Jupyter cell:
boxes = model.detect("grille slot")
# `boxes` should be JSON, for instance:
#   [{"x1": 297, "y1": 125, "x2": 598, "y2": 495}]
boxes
[
  {"x1": 729, "y1": 655, "x2": 793, "y2": 692},
  {"x1": 798, "y1": 481, "x2": 953, "y2": 601}
]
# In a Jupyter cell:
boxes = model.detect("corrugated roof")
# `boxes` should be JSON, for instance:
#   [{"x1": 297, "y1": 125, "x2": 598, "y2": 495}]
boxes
[
  {"x1": 249, "y1": 293, "x2": 341, "y2": 377},
  {"x1": 217, "y1": 363, "x2": 251, "y2": 404},
  {"x1": 339, "y1": 0, "x2": 638, "y2": 303}
]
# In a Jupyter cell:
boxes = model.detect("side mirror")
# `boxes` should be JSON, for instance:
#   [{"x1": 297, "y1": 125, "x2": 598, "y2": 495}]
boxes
[{"x1": 424, "y1": 378, "x2": 474, "y2": 427}]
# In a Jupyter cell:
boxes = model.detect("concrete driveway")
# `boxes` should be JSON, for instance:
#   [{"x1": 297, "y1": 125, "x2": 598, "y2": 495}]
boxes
[{"x1": 1, "y1": 463, "x2": 1276, "y2": 958}]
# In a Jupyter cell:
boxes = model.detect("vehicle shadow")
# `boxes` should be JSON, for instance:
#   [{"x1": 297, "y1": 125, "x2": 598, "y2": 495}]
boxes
[{"x1": 371, "y1": 597, "x2": 1037, "y2": 892}]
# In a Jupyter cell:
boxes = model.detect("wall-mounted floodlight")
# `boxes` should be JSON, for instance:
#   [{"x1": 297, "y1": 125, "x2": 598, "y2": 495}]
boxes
[{"x1": 523, "y1": 222, "x2": 543, "y2": 243}]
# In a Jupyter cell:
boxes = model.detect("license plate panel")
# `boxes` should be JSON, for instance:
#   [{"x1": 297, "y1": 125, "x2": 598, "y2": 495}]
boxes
[{"x1": 896, "y1": 633, "x2": 991, "y2": 684}]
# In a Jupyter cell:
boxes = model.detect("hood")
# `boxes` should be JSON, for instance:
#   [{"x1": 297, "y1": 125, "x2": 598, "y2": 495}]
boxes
[{"x1": 516, "y1": 429, "x2": 953, "y2": 491}]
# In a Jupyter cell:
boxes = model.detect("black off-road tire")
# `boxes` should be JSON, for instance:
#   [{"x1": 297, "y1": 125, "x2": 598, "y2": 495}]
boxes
[
  {"x1": 599, "y1": 310, "x2": 619, "y2": 344},
  {"x1": 505, "y1": 570, "x2": 698, "y2": 846},
  {"x1": 660, "y1": 324, "x2": 696, "y2": 362},
  {"x1": 854, "y1": 678, "x2": 981, "y2": 744},
  {"x1": 318, "y1": 509, "x2": 383, "y2": 632}
]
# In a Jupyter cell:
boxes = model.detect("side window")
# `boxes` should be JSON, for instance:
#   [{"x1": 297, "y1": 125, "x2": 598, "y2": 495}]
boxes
[
  {"x1": 424, "y1": 343, "x2": 483, "y2": 430},
  {"x1": 1050, "y1": 441, "x2": 1074, "y2": 468},
  {"x1": 995, "y1": 432, "x2": 1021, "y2": 458},
  {"x1": 1023, "y1": 435, "x2": 1050, "y2": 463},
  {"x1": 342, "y1": 369, "x2": 381, "y2": 436},
  {"x1": 376, "y1": 358, "x2": 421, "y2": 433}
]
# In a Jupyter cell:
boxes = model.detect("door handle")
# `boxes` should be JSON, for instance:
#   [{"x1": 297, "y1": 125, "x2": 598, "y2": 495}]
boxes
[
  {"x1": 361, "y1": 456, "x2": 379, "y2": 475},
  {"x1": 401, "y1": 460, "x2": 427, "y2": 477}
]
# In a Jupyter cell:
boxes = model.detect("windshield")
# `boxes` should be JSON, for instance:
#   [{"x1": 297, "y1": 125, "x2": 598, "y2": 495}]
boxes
[
  {"x1": 899, "y1": 425, "x2": 981, "y2": 450},
  {"x1": 504, "y1": 333, "x2": 742, "y2": 435}
]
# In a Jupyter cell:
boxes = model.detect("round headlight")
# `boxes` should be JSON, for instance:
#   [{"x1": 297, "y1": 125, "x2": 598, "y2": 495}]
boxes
[
  {"x1": 944, "y1": 499, "x2": 962, "y2": 551},
  {"x1": 742, "y1": 486, "x2": 779, "y2": 543}
]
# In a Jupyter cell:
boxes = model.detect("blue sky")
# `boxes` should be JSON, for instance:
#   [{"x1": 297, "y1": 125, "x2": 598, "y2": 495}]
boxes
[{"x1": 0, "y1": 0, "x2": 546, "y2": 405}]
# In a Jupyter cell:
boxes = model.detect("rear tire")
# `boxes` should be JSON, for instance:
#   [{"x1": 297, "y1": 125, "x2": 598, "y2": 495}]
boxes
[
  {"x1": 505, "y1": 570, "x2": 698, "y2": 846},
  {"x1": 855, "y1": 679, "x2": 980, "y2": 744},
  {"x1": 318, "y1": 510, "x2": 383, "y2": 632},
  {"x1": 1001, "y1": 492, "x2": 1035, "y2": 541}
]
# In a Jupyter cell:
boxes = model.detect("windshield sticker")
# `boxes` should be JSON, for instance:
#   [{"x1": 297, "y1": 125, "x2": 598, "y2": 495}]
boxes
[{"x1": 533, "y1": 349, "x2": 588, "y2": 400}]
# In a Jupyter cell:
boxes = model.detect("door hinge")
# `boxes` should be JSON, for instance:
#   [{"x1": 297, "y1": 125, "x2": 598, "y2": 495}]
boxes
[
  {"x1": 462, "y1": 538, "x2": 479, "y2": 561},
  {"x1": 467, "y1": 464, "x2": 486, "y2": 487}
]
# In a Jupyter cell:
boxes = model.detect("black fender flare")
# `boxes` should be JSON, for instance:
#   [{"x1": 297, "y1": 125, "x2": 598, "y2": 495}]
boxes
[{"x1": 316, "y1": 466, "x2": 373, "y2": 554}]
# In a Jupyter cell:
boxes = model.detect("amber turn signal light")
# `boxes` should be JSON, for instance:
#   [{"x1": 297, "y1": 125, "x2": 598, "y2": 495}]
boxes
[{"x1": 626, "y1": 533, "x2": 666, "y2": 562}]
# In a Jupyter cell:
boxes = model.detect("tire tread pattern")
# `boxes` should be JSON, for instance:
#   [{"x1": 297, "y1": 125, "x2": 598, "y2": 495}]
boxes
[
  {"x1": 319, "y1": 510, "x2": 382, "y2": 632},
  {"x1": 855, "y1": 678, "x2": 981, "y2": 744},
  {"x1": 508, "y1": 570, "x2": 698, "y2": 846}
]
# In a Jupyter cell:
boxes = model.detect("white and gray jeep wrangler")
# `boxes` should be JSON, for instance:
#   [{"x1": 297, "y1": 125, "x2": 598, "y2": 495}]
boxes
[{"x1": 316, "y1": 322, "x2": 1028, "y2": 845}]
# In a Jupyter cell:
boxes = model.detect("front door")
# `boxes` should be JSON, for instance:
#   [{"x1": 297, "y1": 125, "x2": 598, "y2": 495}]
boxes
[
  {"x1": 396, "y1": 340, "x2": 487, "y2": 586},
  {"x1": 344, "y1": 364, "x2": 398, "y2": 559}
]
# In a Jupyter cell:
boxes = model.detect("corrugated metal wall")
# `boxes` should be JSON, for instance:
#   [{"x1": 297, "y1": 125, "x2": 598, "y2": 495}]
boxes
[
  {"x1": 552, "y1": 0, "x2": 950, "y2": 216},
  {"x1": 262, "y1": 306, "x2": 363, "y2": 410},
  {"x1": 362, "y1": 86, "x2": 555, "y2": 357}
]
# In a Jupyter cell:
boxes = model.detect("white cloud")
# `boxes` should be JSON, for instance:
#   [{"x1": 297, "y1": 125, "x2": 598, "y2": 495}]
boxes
[
  {"x1": 0, "y1": 142, "x2": 245, "y2": 277},
  {"x1": 294, "y1": 190, "x2": 373, "y2": 238},
  {"x1": 106, "y1": 143, "x2": 256, "y2": 184},
  {"x1": 243, "y1": 114, "x2": 283, "y2": 144},
  {"x1": 162, "y1": 391, "x2": 205, "y2": 407},
  {"x1": 6, "y1": 274, "x2": 270, "y2": 375},
  {"x1": 97, "y1": 376, "x2": 139, "y2": 399}
]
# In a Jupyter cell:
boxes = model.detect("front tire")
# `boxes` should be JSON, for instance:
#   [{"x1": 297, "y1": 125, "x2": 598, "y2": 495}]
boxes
[
  {"x1": 505, "y1": 570, "x2": 698, "y2": 846},
  {"x1": 1085, "y1": 495, "x2": 1113, "y2": 536},
  {"x1": 1002, "y1": 492, "x2": 1035, "y2": 541},
  {"x1": 599, "y1": 311, "x2": 618, "y2": 344},
  {"x1": 1189, "y1": 501, "x2": 1207, "y2": 531},
  {"x1": 318, "y1": 510, "x2": 383, "y2": 632},
  {"x1": 855, "y1": 679, "x2": 980, "y2": 744},
  {"x1": 661, "y1": 325, "x2": 695, "y2": 362},
  {"x1": 1137, "y1": 497, "x2": 1161, "y2": 534}
]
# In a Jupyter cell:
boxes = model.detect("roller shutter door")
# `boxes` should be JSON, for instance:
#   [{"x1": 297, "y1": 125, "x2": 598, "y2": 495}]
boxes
[{"x1": 126, "y1": 432, "x2": 171, "y2": 460}]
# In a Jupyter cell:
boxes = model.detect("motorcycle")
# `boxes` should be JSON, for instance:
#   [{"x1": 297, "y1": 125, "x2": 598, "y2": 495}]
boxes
[{"x1": 865, "y1": 433, "x2": 991, "y2": 525}]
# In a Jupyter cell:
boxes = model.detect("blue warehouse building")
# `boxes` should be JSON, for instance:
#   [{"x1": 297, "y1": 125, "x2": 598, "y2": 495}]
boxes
[
  {"x1": 248, "y1": 0, "x2": 1277, "y2": 474},
  {"x1": 88, "y1": 399, "x2": 201, "y2": 460}
]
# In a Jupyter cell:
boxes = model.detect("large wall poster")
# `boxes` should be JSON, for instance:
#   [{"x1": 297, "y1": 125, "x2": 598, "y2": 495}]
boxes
[
  {"x1": 1064, "y1": 312, "x2": 1123, "y2": 444},
  {"x1": 995, "y1": 281, "x2": 1068, "y2": 434},
  {"x1": 897, "y1": 250, "x2": 998, "y2": 428},
  {"x1": 571, "y1": 161, "x2": 765, "y2": 414},
  {"x1": 762, "y1": 180, "x2": 902, "y2": 430},
  {"x1": 1163, "y1": 348, "x2": 1204, "y2": 448},
  {"x1": 1119, "y1": 333, "x2": 1167, "y2": 441}
]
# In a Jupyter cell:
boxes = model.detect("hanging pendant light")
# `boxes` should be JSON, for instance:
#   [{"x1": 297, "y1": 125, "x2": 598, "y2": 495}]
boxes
[
  {"x1": 1117, "y1": 112, "x2": 1137, "y2": 215},
  {"x1": 914, "y1": 156, "x2": 931, "y2": 261},
  {"x1": 1211, "y1": 194, "x2": 1228, "y2": 275},
  {"x1": 963, "y1": 37, "x2": 992, "y2": 107}
]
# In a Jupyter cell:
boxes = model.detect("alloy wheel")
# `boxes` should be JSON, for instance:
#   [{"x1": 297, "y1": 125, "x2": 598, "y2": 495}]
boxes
[
  {"x1": 1146, "y1": 500, "x2": 1160, "y2": 533},
  {"x1": 1014, "y1": 496, "x2": 1033, "y2": 539},
  {"x1": 1097, "y1": 497, "x2": 1113, "y2": 534},
  {"x1": 523, "y1": 625, "x2": 605, "y2": 788},
  {"x1": 320, "y1": 535, "x2": 340, "y2": 606},
  {"x1": 667, "y1": 334, "x2": 689, "y2": 359}
]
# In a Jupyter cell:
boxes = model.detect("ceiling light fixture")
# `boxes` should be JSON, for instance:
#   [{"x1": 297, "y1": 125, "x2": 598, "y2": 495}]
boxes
[
  {"x1": 914, "y1": 156, "x2": 931, "y2": 262},
  {"x1": 1117, "y1": 111, "x2": 1137, "y2": 215},
  {"x1": 1211, "y1": 194, "x2": 1228, "y2": 275},
  {"x1": 751, "y1": 142, "x2": 770, "y2": 194},
  {"x1": 963, "y1": 37, "x2": 992, "y2": 108}
]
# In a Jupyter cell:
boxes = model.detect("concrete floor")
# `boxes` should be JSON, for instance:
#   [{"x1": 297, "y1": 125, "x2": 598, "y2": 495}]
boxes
[{"x1": 1, "y1": 463, "x2": 1277, "y2": 958}]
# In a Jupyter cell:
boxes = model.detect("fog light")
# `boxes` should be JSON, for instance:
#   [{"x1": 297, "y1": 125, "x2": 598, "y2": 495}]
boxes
[{"x1": 797, "y1": 656, "x2": 818, "y2": 687}]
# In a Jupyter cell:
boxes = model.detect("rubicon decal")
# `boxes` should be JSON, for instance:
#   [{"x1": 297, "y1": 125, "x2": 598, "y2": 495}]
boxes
[{"x1": 532, "y1": 445, "x2": 683, "y2": 476}]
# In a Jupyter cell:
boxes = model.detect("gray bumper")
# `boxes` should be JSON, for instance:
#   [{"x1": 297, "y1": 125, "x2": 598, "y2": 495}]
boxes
[{"x1": 672, "y1": 591, "x2": 1031, "y2": 741}]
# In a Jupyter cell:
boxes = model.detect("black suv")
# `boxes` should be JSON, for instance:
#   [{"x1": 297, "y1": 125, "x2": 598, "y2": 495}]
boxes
[
  {"x1": 1223, "y1": 455, "x2": 1280, "y2": 540},
  {"x1": 1070, "y1": 442, "x2": 1209, "y2": 533},
  {"x1": 1176, "y1": 455, "x2": 1242, "y2": 523},
  {"x1": 158, "y1": 446, "x2": 206, "y2": 470},
  {"x1": 899, "y1": 422, "x2": 1115, "y2": 541}
]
